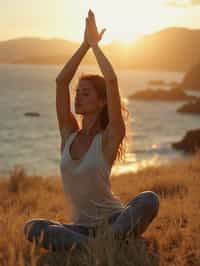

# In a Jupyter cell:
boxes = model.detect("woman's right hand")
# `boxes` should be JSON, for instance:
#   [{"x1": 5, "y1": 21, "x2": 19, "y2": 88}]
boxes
[
  {"x1": 83, "y1": 14, "x2": 90, "y2": 46},
  {"x1": 83, "y1": 9, "x2": 106, "y2": 47}
]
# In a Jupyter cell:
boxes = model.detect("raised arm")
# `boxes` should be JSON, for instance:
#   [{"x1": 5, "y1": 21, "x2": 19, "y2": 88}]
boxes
[
  {"x1": 86, "y1": 10, "x2": 125, "y2": 139},
  {"x1": 56, "y1": 18, "x2": 90, "y2": 155},
  {"x1": 56, "y1": 40, "x2": 89, "y2": 85},
  {"x1": 91, "y1": 44, "x2": 124, "y2": 128}
]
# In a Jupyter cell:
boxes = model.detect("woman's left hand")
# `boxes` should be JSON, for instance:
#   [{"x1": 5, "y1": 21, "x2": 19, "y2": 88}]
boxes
[{"x1": 85, "y1": 9, "x2": 106, "y2": 47}]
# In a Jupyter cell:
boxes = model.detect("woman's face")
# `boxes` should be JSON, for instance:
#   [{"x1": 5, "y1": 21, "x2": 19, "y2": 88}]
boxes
[{"x1": 75, "y1": 79, "x2": 105, "y2": 115}]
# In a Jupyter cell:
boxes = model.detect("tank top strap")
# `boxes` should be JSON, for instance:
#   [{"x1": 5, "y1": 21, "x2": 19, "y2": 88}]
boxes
[
  {"x1": 63, "y1": 131, "x2": 101, "y2": 163},
  {"x1": 62, "y1": 131, "x2": 78, "y2": 157}
]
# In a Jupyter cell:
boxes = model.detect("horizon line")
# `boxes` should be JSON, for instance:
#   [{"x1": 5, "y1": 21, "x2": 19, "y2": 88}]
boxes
[{"x1": 0, "y1": 25, "x2": 198, "y2": 44}]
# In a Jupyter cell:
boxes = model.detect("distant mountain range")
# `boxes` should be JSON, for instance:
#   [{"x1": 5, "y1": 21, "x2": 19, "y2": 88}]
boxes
[{"x1": 1, "y1": 27, "x2": 200, "y2": 71}]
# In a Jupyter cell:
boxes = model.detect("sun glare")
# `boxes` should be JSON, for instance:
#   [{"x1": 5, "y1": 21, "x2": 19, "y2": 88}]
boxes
[
  {"x1": 52, "y1": 0, "x2": 198, "y2": 45},
  {"x1": 1, "y1": 0, "x2": 199, "y2": 43},
  {"x1": 81, "y1": 0, "x2": 176, "y2": 45}
]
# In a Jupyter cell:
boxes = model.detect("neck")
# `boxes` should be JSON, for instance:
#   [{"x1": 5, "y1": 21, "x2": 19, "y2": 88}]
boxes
[{"x1": 81, "y1": 112, "x2": 101, "y2": 136}]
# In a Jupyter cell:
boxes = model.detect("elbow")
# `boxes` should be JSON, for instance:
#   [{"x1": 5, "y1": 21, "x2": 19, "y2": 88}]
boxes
[
  {"x1": 56, "y1": 77, "x2": 64, "y2": 86},
  {"x1": 56, "y1": 77, "x2": 62, "y2": 86},
  {"x1": 56, "y1": 77, "x2": 70, "y2": 86}
]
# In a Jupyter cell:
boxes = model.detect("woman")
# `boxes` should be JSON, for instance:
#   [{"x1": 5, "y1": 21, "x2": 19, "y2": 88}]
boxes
[{"x1": 23, "y1": 9, "x2": 160, "y2": 252}]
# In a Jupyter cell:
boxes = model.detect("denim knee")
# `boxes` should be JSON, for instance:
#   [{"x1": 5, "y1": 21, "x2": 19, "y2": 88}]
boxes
[
  {"x1": 144, "y1": 191, "x2": 160, "y2": 217},
  {"x1": 23, "y1": 218, "x2": 50, "y2": 240}
]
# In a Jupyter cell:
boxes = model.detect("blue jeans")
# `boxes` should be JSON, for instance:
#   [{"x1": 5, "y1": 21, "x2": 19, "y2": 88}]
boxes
[{"x1": 23, "y1": 191, "x2": 160, "y2": 251}]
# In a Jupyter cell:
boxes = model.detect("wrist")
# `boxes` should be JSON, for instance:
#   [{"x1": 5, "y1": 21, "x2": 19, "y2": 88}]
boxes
[
  {"x1": 91, "y1": 42, "x2": 99, "y2": 49},
  {"x1": 82, "y1": 40, "x2": 90, "y2": 50}
]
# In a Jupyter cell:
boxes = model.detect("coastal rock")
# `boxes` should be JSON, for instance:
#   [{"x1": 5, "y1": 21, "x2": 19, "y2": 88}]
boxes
[
  {"x1": 177, "y1": 99, "x2": 200, "y2": 114},
  {"x1": 24, "y1": 112, "x2": 40, "y2": 117},
  {"x1": 181, "y1": 62, "x2": 200, "y2": 91},
  {"x1": 128, "y1": 87, "x2": 197, "y2": 101},
  {"x1": 148, "y1": 80, "x2": 166, "y2": 86},
  {"x1": 172, "y1": 129, "x2": 200, "y2": 154},
  {"x1": 168, "y1": 81, "x2": 180, "y2": 87}
]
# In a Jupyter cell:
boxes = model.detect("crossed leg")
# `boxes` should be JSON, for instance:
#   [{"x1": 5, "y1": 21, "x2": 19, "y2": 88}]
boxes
[
  {"x1": 23, "y1": 219, "x2": 94, "y2": 251},
  {"x1": 23, "y1": 191, "x2": 160, "y2": 251},
  {"x1": 111, "y1": 191, "x2": 160, "y2": 239}
]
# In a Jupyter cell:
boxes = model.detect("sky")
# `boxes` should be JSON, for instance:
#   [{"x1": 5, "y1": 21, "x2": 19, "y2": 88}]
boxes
[{"x1": 1, "y1": 0, "x2": 200, "y2": 44}]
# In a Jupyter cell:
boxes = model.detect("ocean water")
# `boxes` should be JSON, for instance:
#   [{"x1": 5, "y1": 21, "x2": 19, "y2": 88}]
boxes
[{"x1": 0, "y1": 63, "x2": 199, "y2": 177}]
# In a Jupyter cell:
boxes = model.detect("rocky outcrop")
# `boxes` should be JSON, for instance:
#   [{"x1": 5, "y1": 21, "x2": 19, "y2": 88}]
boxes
[
  {"x1": 148, "y1": 80, "x2": 166, "y2": 86},
  {"x1": 172, "y1": 129, "x2": 200, "y2": 154},
  {"x1": 181, "y1": 62, "x2": 200, "y2": 91},
  {"x1": 168, "y1": 81, "x2": 180, "y2": 87},
  {"x1": 148, "y1": 80, "x2": 180, "y2": 87},
  {"x1": 128, "y1": 87, "x2": 197, "y2": 101},
  {"x1": 177, "y1": 99, "x2": 200, "y2": 114}
]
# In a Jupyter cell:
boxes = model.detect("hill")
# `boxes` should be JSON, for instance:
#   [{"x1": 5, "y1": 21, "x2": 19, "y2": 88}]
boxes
[{"x1": 1, "y1": 27, "x2": 200, "y2": 71}]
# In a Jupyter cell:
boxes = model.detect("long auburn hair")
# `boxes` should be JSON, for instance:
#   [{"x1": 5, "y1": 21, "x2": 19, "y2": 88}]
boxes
[{"x1": 76, "y1": 72, "x2": 129, "y2": 164}]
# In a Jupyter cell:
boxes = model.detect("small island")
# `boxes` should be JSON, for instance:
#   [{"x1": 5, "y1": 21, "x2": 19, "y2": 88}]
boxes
[
  {"x1": 148, "y1": 80, "x2": 180, "y2": 87},
  {"x1": 167, "y1": 81, "x2": 180, "y2": 87},
  {"x1": 148, "y1": 80, "x2": 167, "y2": 86},
  {"x1": 128, "y1": 87, "x2": 197, "y2": 101},
  {"x1": 172, "y1": 129, "x2": 200, "y2": 154},
  {"x1": 24, "y1": 112, "x2": 40, "y2": 117},
  {"x1": 177, "y1": 99, "x2": 200, "y2": 114}
]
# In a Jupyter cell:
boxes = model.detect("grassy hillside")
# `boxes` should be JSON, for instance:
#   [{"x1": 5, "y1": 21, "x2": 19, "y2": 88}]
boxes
[{"x1": 0, "y1": 151, "x2": 200, "y2": 265}]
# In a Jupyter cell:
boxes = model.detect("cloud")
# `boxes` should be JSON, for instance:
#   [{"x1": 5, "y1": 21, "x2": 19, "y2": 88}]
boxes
[{"x1": 164, "y1": 0, "x2": 200, "y2": 7}]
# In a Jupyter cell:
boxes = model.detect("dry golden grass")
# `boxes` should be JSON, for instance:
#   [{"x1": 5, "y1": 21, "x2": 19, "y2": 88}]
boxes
[{"x1": 0, "y1": 151, "x2": 200, "y2": 266}]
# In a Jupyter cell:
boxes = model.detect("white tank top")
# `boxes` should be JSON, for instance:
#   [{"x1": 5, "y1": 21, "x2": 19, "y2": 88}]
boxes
[{"x1": 60, "y1": 130, "x2": 125, "y2": 225}]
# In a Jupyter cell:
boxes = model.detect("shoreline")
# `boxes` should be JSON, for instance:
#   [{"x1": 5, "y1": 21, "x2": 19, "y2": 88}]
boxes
[
  {"x1": 0, "y1": 62, "x2": 186, "y2": 73},
  {"x1": 0, "y1": 150, "x2": 195, "y2": 180}
]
